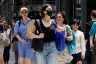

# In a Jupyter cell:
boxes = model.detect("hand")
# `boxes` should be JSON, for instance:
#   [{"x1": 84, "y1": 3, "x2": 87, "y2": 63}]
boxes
[
  {"x1": 9, "y1": 43, "x2": 12, "y2": 46},
  {"x1": 90, "y1": 43, "x2": 94, "y2": 51},
  {"x1": 26, "y1": 32, "x2": 31, "y2": 38},
  {"x1": 81, "y1": 53, "x2": 85, "y2": 59},
  {"x1": 66, "y1": 36, "x2": 72, "y2": 41},
  {"x1": 90, "y1": 44, "x2": 94, "y2": 51},
  {"x1": 90, "y1": 44, "x2": 94, "y2": 48},
  {"x1": 39, "y1": 33, "x2": 44, "y2": 38},
  {"x1": 20, "y1": 39, "x2": 27, "y2": 44}
]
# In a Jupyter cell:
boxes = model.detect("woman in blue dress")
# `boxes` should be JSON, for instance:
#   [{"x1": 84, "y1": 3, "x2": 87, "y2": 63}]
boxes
[{"x1": 14, "y1": 7, "x2": 34, "y2": 64}]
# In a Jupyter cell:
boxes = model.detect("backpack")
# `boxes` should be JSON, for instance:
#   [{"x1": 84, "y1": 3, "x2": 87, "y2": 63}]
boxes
[{"x1": 12, "y1": 20, "x2": 21, "y2": 43}]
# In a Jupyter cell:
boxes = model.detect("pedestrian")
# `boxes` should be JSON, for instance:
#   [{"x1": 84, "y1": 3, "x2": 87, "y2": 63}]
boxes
[
  {"x1": 3, "y1": 19, "x2": 11, "y2": 64},
  {"x1": 0, "y1": 16, "x2": 3, "y2": 33},
  {"x1": 71, "y1": 19, "x2": 86, "y2": 64},
  {"x1": 26, "y1": 4, "x2": 57, "y2": 64},
  {"x1": 85, "y1": 10, "x2": 96, "y2": 64},
  {"x1": 14, "y1": 6, "x2": 34, "y2": 64},
  {"x1": 55, "y1": 11, "x2": 75, "y2": 64},
  {"x1": 89, "y1": 10, "x2": 96, "y2": 64},
  {"x1": 11, "y1": 17, "x2": 19, "y2": 64}
]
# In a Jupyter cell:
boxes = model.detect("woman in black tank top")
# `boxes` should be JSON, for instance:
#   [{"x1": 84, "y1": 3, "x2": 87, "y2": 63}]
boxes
[
  {"x1": 35, "y1": 4, "x2": 57, "y2": 64},
  {"x1": 26, "y1": 4, "x2": 57, "y2": 64}
]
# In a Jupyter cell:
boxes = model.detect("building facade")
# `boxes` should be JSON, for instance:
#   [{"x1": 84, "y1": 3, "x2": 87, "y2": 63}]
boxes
[{"x1": 0, "y1": 0, "x2": 96, "y2": 31}]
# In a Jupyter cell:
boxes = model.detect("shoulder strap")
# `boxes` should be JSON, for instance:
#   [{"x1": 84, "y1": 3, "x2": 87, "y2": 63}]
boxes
[
  {"x1": 66, "y1": 25, "x2": 69, "y2": 33},
  {"x1": 36, "y1": 19, "x2": 42, "y2": 33},
  {"x1": 18, "y1": 20, "x2": 21, "y2": 27},
  {"x1": 52, "y1": 19, "x2": 57, "y2": 28}
]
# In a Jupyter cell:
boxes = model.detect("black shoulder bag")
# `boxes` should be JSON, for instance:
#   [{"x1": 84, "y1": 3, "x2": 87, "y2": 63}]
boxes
[{"x1": 31, "y1": 19, "x2": 44, "y2": 52}]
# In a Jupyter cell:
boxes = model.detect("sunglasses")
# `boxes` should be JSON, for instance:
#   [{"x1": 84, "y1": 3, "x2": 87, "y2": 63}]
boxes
[{"x1": 56, "y1": 16, "x2": 62, "y2": 18}]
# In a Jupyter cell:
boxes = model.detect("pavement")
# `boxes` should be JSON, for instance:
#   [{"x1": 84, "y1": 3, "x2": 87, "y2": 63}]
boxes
[{"x1": 0, "y1": 45, "x2": 37, "y2": 64}]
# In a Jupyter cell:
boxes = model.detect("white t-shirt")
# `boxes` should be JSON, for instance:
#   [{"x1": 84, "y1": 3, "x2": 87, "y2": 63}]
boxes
[
  {"x1": 2, "y1": 29, "x2": 11, "y2": 46},
  {"x1": 73, "y1": 30, "x2": 86, "y2": 56}
]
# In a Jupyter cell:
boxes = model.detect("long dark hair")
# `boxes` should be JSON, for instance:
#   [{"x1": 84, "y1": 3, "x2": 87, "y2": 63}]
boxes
[
  {"x1": 41, "y1": 4, "x2": 50, "y2": 18},
  {"x1": 56, "y1": 11, "x2": 67, "y2": 24}
]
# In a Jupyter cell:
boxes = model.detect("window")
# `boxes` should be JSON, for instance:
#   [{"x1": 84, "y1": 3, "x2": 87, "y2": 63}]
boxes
[
  {"x1": 75, "y1": 0, "x2": 81, "y2": 6},
  {"x1": 15, "y1": 0, "x2": 22, "y2": 5},
  {"x1": 74, "y1": 0, "x2": 81, "y2": 20}
]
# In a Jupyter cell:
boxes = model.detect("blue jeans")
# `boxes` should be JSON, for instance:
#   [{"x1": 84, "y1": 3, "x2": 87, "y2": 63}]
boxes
[{"x1": 36, "y1": 41, "x2": 57, "y2": 64}]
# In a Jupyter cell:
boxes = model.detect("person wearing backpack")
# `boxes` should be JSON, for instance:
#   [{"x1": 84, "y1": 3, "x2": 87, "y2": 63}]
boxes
[
  {"x1": 85, "y1": 10, "x2": 96, "y2": 64},
  {"x1": 11, "y1": 19, "x2": 19, "y2": 64},
  {"x1": 71, "y1": 19, "x2": 86, "y2": 64},
  {"x1": 3, "y1": 19, "x2": 11, "y2": 64},
  {"x1": 89, "y1": 10, "x2": 96, "y2": 64},
  {"x1": 14, "y1": 6, "x2": 35, "y2": 64}
]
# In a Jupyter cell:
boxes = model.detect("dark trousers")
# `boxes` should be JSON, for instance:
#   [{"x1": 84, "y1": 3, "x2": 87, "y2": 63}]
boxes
[
  {"x1": 85, "y1": 50, "x2": 93, "y2": 64},
  {"x1": 85, "y1": 41, "x2": 93, "y2": 64},
  {"x1": 3, "y1": 45, "x2": 10, "y2": 64}
]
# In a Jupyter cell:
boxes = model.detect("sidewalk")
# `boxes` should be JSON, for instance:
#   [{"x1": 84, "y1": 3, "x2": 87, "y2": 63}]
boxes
[{"x1": 0, "y1": 46, "x2": 37, "y2": 64}]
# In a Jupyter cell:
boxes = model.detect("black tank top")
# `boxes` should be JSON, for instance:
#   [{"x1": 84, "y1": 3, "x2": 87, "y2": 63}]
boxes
[{"x1": 35, "y1": 19, "x2": 56, "y2": 42}]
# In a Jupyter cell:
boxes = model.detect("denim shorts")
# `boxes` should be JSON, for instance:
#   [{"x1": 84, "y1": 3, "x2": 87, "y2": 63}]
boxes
[{"x1": 18, "y1": 42, "x2": 35, "y2": 58}]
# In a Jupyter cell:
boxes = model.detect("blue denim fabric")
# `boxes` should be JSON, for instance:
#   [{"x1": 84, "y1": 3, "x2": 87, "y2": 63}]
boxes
[{"x1": 36, "y1": 41, "x2": 57, "y2": 64}]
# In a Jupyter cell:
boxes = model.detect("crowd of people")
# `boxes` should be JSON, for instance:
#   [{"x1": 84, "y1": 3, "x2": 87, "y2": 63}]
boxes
[{"x1": 0, "y1": 3, "x2": 96, "y2": 64}]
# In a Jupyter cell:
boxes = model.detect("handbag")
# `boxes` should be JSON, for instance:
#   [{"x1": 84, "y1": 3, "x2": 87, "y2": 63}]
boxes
[
  {"x1": 31, "y1": 19, "x2": 44, "y2": 52},
  {"x1": 31, "y1": 38, "x2": 43, "y2": 52},
  {"x1": 0, "y1": 31, "x2": 9, "y2": 46}
]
